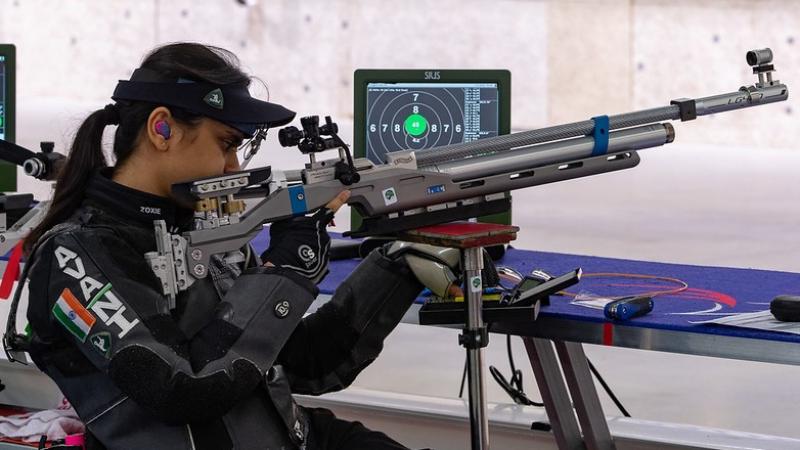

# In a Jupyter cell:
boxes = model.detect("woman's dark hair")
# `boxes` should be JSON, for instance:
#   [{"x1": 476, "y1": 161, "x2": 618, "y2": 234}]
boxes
[{"x1": 24, "y1": 43, "x2": 251, "y2": 255}]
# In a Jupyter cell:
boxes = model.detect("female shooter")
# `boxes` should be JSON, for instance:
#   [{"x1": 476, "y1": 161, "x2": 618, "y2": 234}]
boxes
[{"x1": 20, "y1": 43, "x2": 451, "y2": 450}]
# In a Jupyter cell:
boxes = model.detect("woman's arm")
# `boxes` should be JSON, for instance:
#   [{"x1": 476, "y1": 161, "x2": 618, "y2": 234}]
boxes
[
  {"x1": 276, "y1": 246, "x2": 423, "y2": 395},
  {"x1": 27, "y1": 227, "x2": 316, "y2": 423}
]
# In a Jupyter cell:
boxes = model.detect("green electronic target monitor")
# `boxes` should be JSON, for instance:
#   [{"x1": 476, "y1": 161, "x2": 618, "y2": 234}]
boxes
[
  {"x1": 0, "y1": 44, "x2": 16, "y2": 192},
  {"x1": 353, "y1": 69, "x2": 511, "y2": 230}
]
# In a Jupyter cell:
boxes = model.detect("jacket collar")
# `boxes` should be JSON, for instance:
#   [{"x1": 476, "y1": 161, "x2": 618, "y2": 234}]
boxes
[{"x1": 84, "y1": 169, "x2": 193, "y2": 229}]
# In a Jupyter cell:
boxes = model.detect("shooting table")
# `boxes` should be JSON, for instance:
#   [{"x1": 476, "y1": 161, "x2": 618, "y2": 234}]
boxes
[
  {"x1": 3, "y1": 233, "x2": 800, "y2": 449},
  {"x1": 259, "y1": 234, "x2": 800, "y2": 450}
]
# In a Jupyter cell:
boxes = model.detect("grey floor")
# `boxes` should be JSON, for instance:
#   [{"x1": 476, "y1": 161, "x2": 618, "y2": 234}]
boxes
[{"x1": 333, "y1": 139, "x2": 800, "y2": 440}]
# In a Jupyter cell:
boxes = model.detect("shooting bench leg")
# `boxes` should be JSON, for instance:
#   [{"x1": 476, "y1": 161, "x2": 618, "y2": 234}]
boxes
[
  {"x1": 523, "y1": 337, "x2": 616, "y2": 450},
  {"x1": 555, "y1": 341, "x2": 616, "y2": 450},
  {"x1": 401, "y1": 222, "x2": 519, "y2": 450},
  {"x1": 461, "y1": 246, "x2": 490, "y2": 450}
]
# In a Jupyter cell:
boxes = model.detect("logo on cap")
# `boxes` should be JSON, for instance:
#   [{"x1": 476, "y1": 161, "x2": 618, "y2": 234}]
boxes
[{"x1": 204, "y1": 88, "x2": 224, "y2": 110}]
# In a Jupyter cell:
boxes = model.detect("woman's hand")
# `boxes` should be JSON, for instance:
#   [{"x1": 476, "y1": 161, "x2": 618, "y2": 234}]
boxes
[
  {"x1": 261, "y1": 190, "x2": 350, "y2": 284},
  {"x1": 325, "y1": 190, "x2": 351, "y2": 213}
]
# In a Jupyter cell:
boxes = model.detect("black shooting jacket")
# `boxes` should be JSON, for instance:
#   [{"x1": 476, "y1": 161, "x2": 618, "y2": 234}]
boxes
[{"x1": 24, "y1": 172, "x2": 422, "y2": 449}]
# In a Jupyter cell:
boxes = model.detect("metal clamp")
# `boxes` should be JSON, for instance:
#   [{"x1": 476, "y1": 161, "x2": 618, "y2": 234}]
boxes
[
  {"x1": 670, "y1": 98, "x2": 697, "y2": 122},
  {"x1": 145, "y1": 220, "x2": 193, "y2": 310},
  {"x1": 459, "y1": 327, "x2": 489, "y2": 349}
]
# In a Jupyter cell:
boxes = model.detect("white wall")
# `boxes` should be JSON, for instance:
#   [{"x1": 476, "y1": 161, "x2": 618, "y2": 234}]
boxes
[
  {"x1": 1, "y1": 0, "x2": 797, "y2": 263},
  {"x1": 2, "y1": 0, "x2": 796, "y2": 179}
]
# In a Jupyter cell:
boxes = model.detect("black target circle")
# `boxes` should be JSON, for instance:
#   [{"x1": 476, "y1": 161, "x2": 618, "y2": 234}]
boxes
[{"x1": 366, "y1": 88, "x2": 466, "y2": 163}]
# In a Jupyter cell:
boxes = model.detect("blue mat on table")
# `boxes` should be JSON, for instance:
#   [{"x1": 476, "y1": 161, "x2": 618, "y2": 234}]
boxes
[{"x1": 251, "y1": 232, "x2": 800, "y2": 343}]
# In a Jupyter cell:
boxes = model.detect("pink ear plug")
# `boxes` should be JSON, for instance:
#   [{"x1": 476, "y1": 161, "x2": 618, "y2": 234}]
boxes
[{"x1": 155, "y1": 120, "x2": 171, "y2": 139}]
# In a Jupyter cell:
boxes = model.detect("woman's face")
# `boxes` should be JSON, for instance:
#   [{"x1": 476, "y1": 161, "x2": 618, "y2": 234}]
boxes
[{"x1": 163, "y1": 117, "x2": 245, "y2": 185}]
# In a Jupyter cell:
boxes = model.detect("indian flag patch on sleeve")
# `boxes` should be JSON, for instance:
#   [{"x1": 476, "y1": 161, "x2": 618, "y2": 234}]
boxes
[{"x1": 53, "y1": 288, "x2": 96, "y2": 342}]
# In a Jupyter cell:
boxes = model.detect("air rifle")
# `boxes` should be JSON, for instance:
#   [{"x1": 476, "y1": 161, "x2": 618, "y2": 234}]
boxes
[{"x1": 142, "y1": 48, "x2": 788, "y2": 307}]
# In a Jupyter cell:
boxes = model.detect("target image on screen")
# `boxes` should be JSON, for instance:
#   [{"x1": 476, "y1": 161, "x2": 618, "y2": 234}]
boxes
[
  {"x1": 365, "y1": 82, "x2": 500, "y2": 163},
  {"x1": 352, "y1": 69, "x2": 510, "y2": 230}
]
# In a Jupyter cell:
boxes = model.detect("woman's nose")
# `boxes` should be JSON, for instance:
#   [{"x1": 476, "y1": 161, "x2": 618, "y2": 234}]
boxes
[{"x1": 225, "y1": 152, "x2": 241, "y2": 173}]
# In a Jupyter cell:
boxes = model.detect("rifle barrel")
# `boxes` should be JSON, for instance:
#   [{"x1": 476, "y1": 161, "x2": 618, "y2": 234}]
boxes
[{"x1": 403, "y1": 83, "x2": 788, "y2": 167}]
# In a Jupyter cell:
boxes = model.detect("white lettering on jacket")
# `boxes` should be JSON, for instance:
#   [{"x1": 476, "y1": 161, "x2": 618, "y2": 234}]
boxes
[{"x1": 55, "y1": 245, "x2": 140, "y2": 338}]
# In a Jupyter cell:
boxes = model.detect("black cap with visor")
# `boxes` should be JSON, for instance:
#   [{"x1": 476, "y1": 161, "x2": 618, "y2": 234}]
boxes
[{"x1": 111, "y1": 68, "x2": 296, "y2": 138}]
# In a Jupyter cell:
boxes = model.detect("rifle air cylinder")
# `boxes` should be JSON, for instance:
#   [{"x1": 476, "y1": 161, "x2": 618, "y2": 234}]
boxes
[{"x1": 425, "y1": 123, "x2": 674, "y2": 182}]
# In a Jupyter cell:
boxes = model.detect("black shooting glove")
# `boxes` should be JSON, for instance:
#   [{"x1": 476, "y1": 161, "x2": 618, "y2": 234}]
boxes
[{"x1": 261, "y1": 208, "x2": 334, "y2": 284}]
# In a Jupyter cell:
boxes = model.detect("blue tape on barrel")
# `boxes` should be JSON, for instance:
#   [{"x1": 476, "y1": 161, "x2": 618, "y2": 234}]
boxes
[{"x1": 591, "y1": 115, "x2": 610, "y2": 156}]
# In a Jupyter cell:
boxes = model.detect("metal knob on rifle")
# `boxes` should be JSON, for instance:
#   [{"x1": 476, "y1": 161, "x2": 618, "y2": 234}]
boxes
[
  {"x1": 744, "y1": 47, "x2": 780, "y2": 89},
  {"x1": 278, "y1": 115, "x2": 324, "y2": 148},
  {"x1": 746, "y1": 48, "x2": 773, "y2": 67},
  {"x1": 278, "y1": 125, "x2": 304, "y2": 148},
  {"x1": 23, "y1": 142, "x2": 63, "y2": 181},
  {"x1": 278, "y1": 116, "x2": 340, "y2": 150}
]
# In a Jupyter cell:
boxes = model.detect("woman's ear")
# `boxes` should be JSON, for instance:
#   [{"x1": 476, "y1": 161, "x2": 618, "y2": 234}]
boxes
[{"x1": 146, "y1": 107, "x2": 174, "y2": 152}]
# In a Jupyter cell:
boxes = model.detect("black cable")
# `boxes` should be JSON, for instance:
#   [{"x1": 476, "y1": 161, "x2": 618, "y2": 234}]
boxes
[
  {"x1": 455, "y1": 326, "x2": 632, "y2": 416},
  {"x1": 488, "y1": 365, "x2": 543, "y2": 407},
  {"x1": 485, "y1": 333, "x2": 630, "y2": 416},
  {"x1": 586, "y1": 358, "x2": 631, "y2": 417},
  {"x1": 506, "y1": 334, "x2": 517, "y2": 373},
  {"x1": 485, "y1": 334, "x2": 543, "y2": 407},
  {"x1": 458, "y1": 356, "x2": 467, "y2": 399},
  {"x1": 458, "y1": 325, "x2": 546, "y2": 407}
]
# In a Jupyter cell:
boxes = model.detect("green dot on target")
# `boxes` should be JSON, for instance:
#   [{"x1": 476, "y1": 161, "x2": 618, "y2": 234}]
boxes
[{"x1": 404, "y1": 113, "x2": 428, "y2": 136}]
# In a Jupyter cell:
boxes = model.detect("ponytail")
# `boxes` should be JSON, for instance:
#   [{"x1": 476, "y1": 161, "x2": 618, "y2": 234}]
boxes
[{"x1": 23, "y1": 108, "x2": 112, "y2": 255}]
